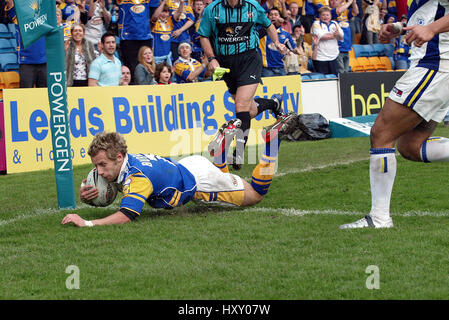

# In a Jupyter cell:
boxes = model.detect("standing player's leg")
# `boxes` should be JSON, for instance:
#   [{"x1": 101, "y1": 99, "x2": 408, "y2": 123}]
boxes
[{"x1": 340, "y1": 68, "x2": 449, "y2": 229}]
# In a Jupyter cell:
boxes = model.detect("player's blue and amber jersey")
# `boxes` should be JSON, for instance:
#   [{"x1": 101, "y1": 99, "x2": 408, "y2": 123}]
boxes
[
  {"x1": 198, "y1": 0, "x2": 271, "y2": 56},
  {"x1": 258, "y1": 27, "x2": 296, "y2": 68},
  {"x1": 117, "y1": 154, "x2": 197, "y2": 219},
  {"x1": 173, "y1": 57, "x2": 205, "y2": 82},
  {"x1": 151, "y1": 17, "x2": 175, "y2": 56},
  {"x1": 6, "y1": 3, "x2": 46, "y2": 64},
  {"x1": 117, "y1": 0, "x2": 153, "y2": 41},
  {"x1": 407, "y1": 0, "x2": 449, "y2": 71}
]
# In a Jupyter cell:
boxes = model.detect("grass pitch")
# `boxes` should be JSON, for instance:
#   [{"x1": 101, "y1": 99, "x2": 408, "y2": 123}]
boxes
[{"x1": 2, "y1": 126, "x2": 449, "y2": 299}]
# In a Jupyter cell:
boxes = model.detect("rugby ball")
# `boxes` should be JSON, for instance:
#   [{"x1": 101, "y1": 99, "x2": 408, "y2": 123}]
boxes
[{"x1": 81, "y1": 168, "x2": 118, "y2": 207}]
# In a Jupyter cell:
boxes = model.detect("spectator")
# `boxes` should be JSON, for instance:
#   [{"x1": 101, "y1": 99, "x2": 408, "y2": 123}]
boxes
[
  {"x1": 57, "y1": 7, "x2": 72, "y2": 42},
  {"x1": 6, "y1": 0, "x2": 47, "y2": 88},
  {"x1": 88, "y1": 32, "x2": 122, "y2": 86},
  {"x1": 287, "y1": 2, "x2": 302, "y2": 30},
  {"x1": 261, "y1": 0, "x2": 287, "y2": 17},
  {"x1": 120, "y1": 66, "x2": 132, "y2": 85},
  {"x1": 84, "y1": 0, "x2": 111, "y2": 50},
  {"x1": 155, "y1": 62, "x2": 174, "y2": 84},
  {"x1": 116, "y1": 0, "x2": 153, "y2": 84},
  {"x1": 393, "y1": 14, "x2": 410, "y2": 70},
  {"x1": 291, "y1": 24, "x2": 314, "y2": 73},
  {"x1": 190, "y1": 0, "x2": 206, "y2": 62},
  {"x1": 168, "y1": 0, "x2": 195, "y2": 63},
  {"x1": 134, "y1": 46, "x2": 157, "y2": 85},
  {"x1": 360, "y1": 0, "x2": 386, "y2": 44},
  {"x1": 65, "y1": 23, "x2": 97, "y2": 87},
  {"x1": 58, "y1": 0, "x2": 89, "y2": 24},
  {"x1": 311, "y1": 6, "x2": 343, "y2": 75},
  {"x1": 173, "y1": 42, "x2": 208, "y2": 83},
  {"x1": 329, "y1": 0, "x2": 359, "y2": 74},
  {"x1": 259, "y1": 8, "x2": 299, "y2": 77},
  {"x1": 385, "y1": 0, "x2": 397, "y2": 17},
  {"x1": 301, "y1": 0, "x2": 318, "y2": 33},
  {"x1": 151, "y1": 0, "x2": 183, "y2": 66},
  {"x1": 349, "y1": 0, "x2": 363, "y2": 43},
  {"x1": 282, "y1": 9, "x2": 293, "y2": 34}
]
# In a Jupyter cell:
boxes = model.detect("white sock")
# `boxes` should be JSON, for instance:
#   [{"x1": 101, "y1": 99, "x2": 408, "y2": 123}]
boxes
[
  {"x1": 369, "y1": 148, "x2": 396, "y2": 225},
  {"x1": 420, "y1": 137, "x2": 449, "y2": 162}
]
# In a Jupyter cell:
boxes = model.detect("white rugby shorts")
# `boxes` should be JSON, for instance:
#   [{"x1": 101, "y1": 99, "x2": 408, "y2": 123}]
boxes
[
  {"x1": 178, "y1": 155, "x2": 245, "y2": 206},
  {"x1": 389, "y1": 66, "x2": 449, "y2": 122}
]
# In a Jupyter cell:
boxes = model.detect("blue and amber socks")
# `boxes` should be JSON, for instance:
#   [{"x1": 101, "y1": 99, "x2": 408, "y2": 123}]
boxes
[
  {"x1": 369, "y1": 148, "x2": 396, "y2": 225},
  {"x1": 214, "y1": 150, "x2": 229, "y2": 173},
  {"x1": 420, "y1": 137, "x2": 449, "y2": 162},
  {"x1": 251, "y1": 138, "x2": 281, "y2": 196}
]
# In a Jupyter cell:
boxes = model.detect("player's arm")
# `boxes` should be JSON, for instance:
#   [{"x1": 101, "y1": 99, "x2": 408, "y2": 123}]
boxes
[
  {"x1": 61, "y1": 211, "x2": 131, "y2": 227},
  {"x1": 403, "y1": 13, "x2": 449, "y2": 47},
  {"x1": 266, "y1": 24, "x2": 287, "y2": 54}
]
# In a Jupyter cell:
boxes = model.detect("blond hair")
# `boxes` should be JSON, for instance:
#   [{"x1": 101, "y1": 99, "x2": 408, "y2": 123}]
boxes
[
  {"x1": 88, "y1": 132, "x2": 128, "y2": 160},
  {"x1": 137, "y1": 46, "x2": 156, "y2": 74}
]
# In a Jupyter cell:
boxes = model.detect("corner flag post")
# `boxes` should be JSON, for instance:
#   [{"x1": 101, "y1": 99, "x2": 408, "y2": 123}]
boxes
[{"x1": 13, "y1": 0, "x2": 76, "y2": 209}]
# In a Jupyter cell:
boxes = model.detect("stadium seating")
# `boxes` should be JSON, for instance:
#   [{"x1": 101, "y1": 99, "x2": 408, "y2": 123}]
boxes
[
  {"x1": 379, "y1": 56, "x2": 393, "y2": 71},
  {"x1": 0, "y1": 38, "x2": 15, "y2": 53},
  {"x1": 383, "y1": 43, "x2": 394, "y2": 57},
  {"x1": 0, "y1": 53, "x2": 19, "y2": 72},
  {"x1": 357, "y1": 57, "x2": 376, "y2": 72},
  {"x1": 1, "y1": 71, "x2": 19, "y2": 88},
  {"x1": 0, "y1": 24, "x2": 13, "y2": 39},
  {"x1": 349, "y1": 56, "x2": 364, "y2": 72},
  {"x1": 368, "y1": 56, "x2": 387, "y2": 71},
  {"x1": 372, "y1": 43, "x2": 385, "y2": 56},
  {"x1": 7, "y1": 24, "x2": 16, "y2": 37}
]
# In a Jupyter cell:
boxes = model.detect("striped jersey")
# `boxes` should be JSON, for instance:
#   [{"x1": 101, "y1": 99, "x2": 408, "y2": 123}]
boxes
[
  {"x1": 173, "y1": 57, "x2": 205, "y2": 82},
  {"x1": 117, "y1": 154, "x2": 197, "y2": 219},
  {"x1": 117, "y1": 0, "x2": 153, "y2": 40},
  {"x1": 407, "y1": 0, "x2": 449, "y2": 72},
  {"x1": 198, "y1": 0, "x2": 272, "y2": 56},
  {"x1": 151, "y1": 17, "x2": 175, "y2": 57}
]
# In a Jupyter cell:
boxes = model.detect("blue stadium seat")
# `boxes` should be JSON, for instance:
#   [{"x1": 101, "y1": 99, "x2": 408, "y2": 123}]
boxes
[
  {"x1": 9, "y1": 38, "x2": 17, "y2": 50},
  {"x1": 0, "y1": 24, "x2": 13, "y2": 39},
  {"x1": 363, "y1": 44, "x2": 376, "y2": 57},
  {"x1": 0, "y1": 38, "x2": 15, "y2": 53},
  {"x1": 7, "y1": 24, "x2": 16, "y2": 36},
  {"x1": 352, "y1": 44, "x2": 364, "y2": 57},
  {"x1": 384, "y1": 43, "x2": 394, "y2": 57},
  {"x1": 325, "y1": 74, "x2": 337, "y2": 79},
  {"x1": 372, "y1": 43, "x2": 385, "y2": 56},
  {"x1": 1, "y1": 53, "x2": 19, "y2": 72},
  {"x1": 301, "y1": 74, "x2": 311, "y2": 80},
  {"x1": 309, "y1": 73, "x2": 325, "y2": 79}
]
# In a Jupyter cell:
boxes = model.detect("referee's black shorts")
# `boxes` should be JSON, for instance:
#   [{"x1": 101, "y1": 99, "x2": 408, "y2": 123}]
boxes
[{"x1": 217, "y1": 49, "x2": 263, "y2": 95}]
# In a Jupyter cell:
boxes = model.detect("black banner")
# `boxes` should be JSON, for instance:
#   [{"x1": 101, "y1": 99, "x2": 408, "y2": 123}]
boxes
[{"x1": 339, "y1": 71, "x2": 405, "y2": 118}]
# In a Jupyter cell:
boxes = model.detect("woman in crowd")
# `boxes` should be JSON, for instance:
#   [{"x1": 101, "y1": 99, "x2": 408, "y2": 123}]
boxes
[
  {"x1": 134, "y1": 46, "x2": 157, "y2": 85},
  {"x1": 65, "y1": 23, "x2": 97, "y2": 87}
]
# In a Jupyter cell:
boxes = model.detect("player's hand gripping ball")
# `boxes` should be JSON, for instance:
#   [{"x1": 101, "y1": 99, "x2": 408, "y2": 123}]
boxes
[{"x1": 81, "y1": 168, "x2": 118, "y2": 207}]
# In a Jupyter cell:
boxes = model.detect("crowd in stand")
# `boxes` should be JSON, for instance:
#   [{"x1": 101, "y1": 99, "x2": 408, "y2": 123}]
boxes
[{"x1": 0, "y1": 0, "x2": 410, "y2": 88}]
